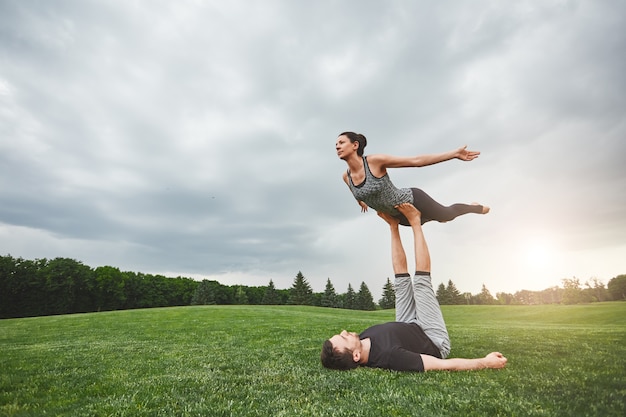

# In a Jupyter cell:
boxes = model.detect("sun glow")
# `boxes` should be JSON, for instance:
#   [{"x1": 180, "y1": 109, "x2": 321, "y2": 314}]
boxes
[{"x1": 523, "y1": 237, "x2": 556, "y2": 268}]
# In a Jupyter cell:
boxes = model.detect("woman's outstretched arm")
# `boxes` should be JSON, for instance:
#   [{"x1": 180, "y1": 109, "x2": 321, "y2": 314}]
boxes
[{"x1": 368, "y1": 145, "x2": 480, "y2": 171}]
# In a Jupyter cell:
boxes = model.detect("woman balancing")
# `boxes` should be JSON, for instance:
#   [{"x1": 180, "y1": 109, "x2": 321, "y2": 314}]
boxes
[{"x1": 335, "y1": 132, "x2": 489, "y2": 226}]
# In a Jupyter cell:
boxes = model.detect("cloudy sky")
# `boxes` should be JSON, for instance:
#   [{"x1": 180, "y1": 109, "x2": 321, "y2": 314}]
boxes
[{"x1": 1, "y1": 0, "x2": 624, "y2": 299}]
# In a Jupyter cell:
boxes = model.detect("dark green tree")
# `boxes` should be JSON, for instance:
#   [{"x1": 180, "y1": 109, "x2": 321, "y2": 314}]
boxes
[
  {"x1": 311, "y1": 292, "x2": 323, "y2": 307},
  {"x1": 446, "y1": 280, "x2": 464, "y2": 305},
  {"x1": 94, "y1": 265, "x2": 127, "y2": 311},
  {"x1": 192, "y1": 279, "x2": 217, "y2": 305},
  {"x1": 37, "y1": 257, "x2": 92, "y2": 315},
  {"x1": 139, "y1": 274, "x2": 169, "y2": 308},
  {"x1": 475, "y1": 284, "x2": 495, "y2": 305},
  {"x1": 234, "y1": 286, "x2": 249, "y2": 304},
  {"x1": 343, "y1": 284, "x2": 356, "y2": 310},
  {"x1": 608, "y1": 274, "x2": 626, "y2": 301},
  {"x1": 166, "y1": 276, "x2": 197, "y2": 306},
  {"x1": 214, "y1": 281, "x2": 233, "y2": 305},
  {"x1": 461, "y1": 292, "x2": 472, "y2": 305},
  {"x1": 262, "y1": 279, "x2": 280, "y2": 305},
  {"x1": 289, "y1": 271, "x2": 313, "y2": 305},
  {"x1": 378, "y1": 278, "x2": 395, "y2": 309},
  {"x1": 0, "y1": 255, "x2": 15, "y2": 317},
  {"x1": 0, "y1": 256, "x2": 44, "y2": 318},
  {"x1": 321, "y1": 278, "x2": 339, "y2": 308},
  {"x1": 244, "y1": 286, "x2": 266, "y2": 304},
  {"x1": 356, "y1": 281, "x2": 376, "y2": 311},
  {"x1": 436, "y1": 282, "x2": 450, "y2": 304},
  {"x1": 122, "y1": 271, "x2": 143, "y2": 309}
]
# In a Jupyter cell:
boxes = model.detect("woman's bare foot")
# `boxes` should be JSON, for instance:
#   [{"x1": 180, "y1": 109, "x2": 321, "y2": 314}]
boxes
[
  {"x1": 395, "y1": 203, "x2": 422, "y2": 225},
  {"x1": 472, "y1": 202, "x2": 490, "y2": 214}
]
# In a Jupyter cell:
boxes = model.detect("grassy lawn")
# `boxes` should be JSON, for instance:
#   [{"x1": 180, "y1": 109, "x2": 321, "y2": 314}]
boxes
[{"x1": 1, "y1": 303, "x2": 625, "y2": 416}]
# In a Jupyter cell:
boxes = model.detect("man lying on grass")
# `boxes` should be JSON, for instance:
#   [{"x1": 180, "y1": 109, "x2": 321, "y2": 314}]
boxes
[{"x1": 321, "y1": 203, "x2": 507, "y2": 372}]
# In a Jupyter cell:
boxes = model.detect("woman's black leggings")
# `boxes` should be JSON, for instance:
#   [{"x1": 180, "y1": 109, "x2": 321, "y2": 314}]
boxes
[{"x1": 396, "y1": 188, "x2": 484, "y2": 226}]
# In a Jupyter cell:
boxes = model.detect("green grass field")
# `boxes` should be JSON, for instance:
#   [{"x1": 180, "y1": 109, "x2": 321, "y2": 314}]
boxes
[{"x1": 1, "y1": 303, "x2": 625, "y2": 417}]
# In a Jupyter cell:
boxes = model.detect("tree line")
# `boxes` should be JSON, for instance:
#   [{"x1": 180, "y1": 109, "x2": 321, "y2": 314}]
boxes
[
  {"x1": 0, "y1": 255, "x2": 392, "y2": 319},
  {"x1": 1, "y1": 255, "x2": 624, "y2": 319},
  {"x1": 435, "y1": 276, "x2": 626, "y2": 305}
]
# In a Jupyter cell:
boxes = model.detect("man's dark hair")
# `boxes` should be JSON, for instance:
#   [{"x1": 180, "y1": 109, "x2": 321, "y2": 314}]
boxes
[{"x1": 320, "y1": 339, "x2": 359, "y2": 370}]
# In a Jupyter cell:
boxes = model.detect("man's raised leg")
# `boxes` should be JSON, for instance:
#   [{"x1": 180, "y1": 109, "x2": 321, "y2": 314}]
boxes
[
  {"x1": 396, "y1": 203, "x2": 451, "y2": 358},
  {"x1": 377, "y1": 211, "x2": 415, "y2": 323}
]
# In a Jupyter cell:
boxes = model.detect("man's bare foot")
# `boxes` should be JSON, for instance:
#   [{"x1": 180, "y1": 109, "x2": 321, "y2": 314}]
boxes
[
  {"x1": 395, "y1": 203, "x2": 422, "y2": 225},
  {"x1": 377, "y1": 211, "x2": 400, "y2": 227},
  {"x1": 472, "y1": 202, "x2": 490, "y2": 214}
]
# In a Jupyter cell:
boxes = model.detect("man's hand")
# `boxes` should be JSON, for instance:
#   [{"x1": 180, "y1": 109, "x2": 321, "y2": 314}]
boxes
[
  {"x1": 481, "y1": 352, "x2": 507, "y2": 369},
  {"x1": 455, "y1": 145, "x2": 480, "y2": 161}
]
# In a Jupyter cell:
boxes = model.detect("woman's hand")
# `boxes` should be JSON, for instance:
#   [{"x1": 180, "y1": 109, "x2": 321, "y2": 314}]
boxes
[
  {"x1": 358, "y1": 201, "x2": 369, "y2": 213},
  {"x1": 455, "y1": 145, "x2": 480, "y2": 161}
]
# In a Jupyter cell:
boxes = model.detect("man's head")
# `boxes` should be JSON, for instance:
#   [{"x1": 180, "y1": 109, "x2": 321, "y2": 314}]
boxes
[{"x1": 320, "y1": 330, "x2": 362, "y2": 370}]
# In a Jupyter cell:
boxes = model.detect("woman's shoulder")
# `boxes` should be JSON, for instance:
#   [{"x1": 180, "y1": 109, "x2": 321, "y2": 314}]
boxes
[
  {"x1": 363, "y1": 154, "x2": 393, "y2": 172},
  {"x1": 366, "y1": 153, "x2": 396, "y2": 160}
]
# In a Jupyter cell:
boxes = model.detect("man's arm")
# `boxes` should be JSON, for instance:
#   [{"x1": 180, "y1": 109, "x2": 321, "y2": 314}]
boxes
[{"x1": 421, "y1": 352, "x2": 507, "y2": 371}]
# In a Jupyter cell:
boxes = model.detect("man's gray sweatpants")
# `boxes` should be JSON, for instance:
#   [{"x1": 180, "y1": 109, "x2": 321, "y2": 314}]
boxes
[{"x1": 395, "y1": 272, "x2": 451, "y2": 358}]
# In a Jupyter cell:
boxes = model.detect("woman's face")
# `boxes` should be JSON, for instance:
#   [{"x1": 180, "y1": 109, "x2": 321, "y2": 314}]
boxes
[{"x1": 335, "y1": 135, "x2": 358, "y2": 160}]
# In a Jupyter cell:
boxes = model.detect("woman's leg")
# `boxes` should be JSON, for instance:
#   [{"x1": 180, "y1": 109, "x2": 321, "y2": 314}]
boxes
[{"x1": 397, "y1": 188, "x2": 488, "y2": 225}]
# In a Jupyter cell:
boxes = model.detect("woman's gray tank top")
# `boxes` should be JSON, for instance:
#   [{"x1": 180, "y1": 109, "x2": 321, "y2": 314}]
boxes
[{"x1": 347, "y1": 156, "x2": 413, "y2": 216}]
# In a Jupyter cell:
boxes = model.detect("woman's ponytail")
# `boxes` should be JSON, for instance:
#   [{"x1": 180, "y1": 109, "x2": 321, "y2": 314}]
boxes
[{"x1": 339, "y1": 131, "x2": 367, "y2": 157}]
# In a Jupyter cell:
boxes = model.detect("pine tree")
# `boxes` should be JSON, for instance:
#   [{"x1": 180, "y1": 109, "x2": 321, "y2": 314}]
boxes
[
  {"x1": 262, "y1": 279, "x2": 279, "y2": 305},
  {"x1": 446, "y1": 280, "x2": 463, "y2": 305},
  {"x1": 289, "y1": 271, "x2": 313, "y2": 305},
  {"x1": 356, "y1": 281, "x2": 376, "y2": 311},
  {"x1": 436, "y1": 282, "x2": 449, "y2": 304},
  {"x1": 321, "y1": 278, "x2": 338, "y2": 308},
  {"x1": 462, "y1": 292, "x2": 473, "y2": 305},
  {"x1": 378, "y1": 277, "x2": 395, "y2": 309},
  {"x1": 234, "y1": 286, "x2": 248, "y2": 304},
  {"x1": 476, "y1": 283, "x2": 495, "y2": 305},
  {"x1": 191, "y1": 279, "x2": 215, "y2": 305},
  {"x1": 343, "y1": 284, "x2": 356, "y2": 310}
]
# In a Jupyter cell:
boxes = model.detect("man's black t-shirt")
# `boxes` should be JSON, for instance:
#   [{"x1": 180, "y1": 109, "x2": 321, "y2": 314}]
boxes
[{"x1": 360, "y1": 322, "x2": 442, "y2": 372}]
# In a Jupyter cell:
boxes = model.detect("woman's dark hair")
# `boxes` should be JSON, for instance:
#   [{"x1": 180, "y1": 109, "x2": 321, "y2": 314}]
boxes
[
  {"x1": 320, "y1": 339, "x2": 359, "y2": 370},
  {"x1": 339, "y1": 131, "x2": 367, "y2": 157}
]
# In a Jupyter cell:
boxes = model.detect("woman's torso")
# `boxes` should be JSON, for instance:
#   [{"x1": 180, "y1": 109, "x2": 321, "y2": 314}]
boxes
[{"x1": 347, "y1": 156, "x2": 412, "y2": 215}]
